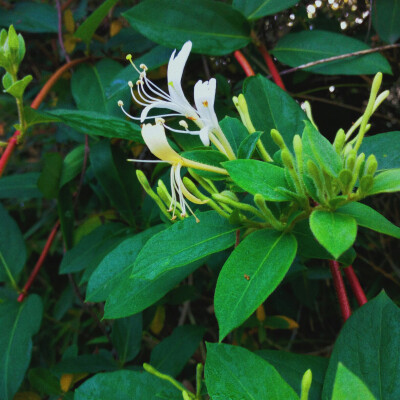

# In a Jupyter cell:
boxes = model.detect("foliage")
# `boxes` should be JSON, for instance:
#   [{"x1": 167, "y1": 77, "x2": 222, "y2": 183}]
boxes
[{"x1": 1, "y1": 0, "x2": 400, "y2": 399}]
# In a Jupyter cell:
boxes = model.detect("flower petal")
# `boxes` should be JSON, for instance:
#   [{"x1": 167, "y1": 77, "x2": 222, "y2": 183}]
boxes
[
  {"x1": 194, "y1": 79, "x2": 219, "y2": 128},
  {"x1": 141, "y1": 123, "x2": 182, "y2": 164},
  {"x1": 140, "y1": 100, "x2": 186, "y2": 122}
]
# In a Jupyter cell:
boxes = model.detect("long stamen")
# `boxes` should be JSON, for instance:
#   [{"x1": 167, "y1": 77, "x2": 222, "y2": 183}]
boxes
[
  {"x1": 129, "y1": 82, "x2": 151, "y2": 107},
  {"x1": 163, "y1": 123, "x2": 201, "y2": 135},
  {"x1": 127, "y1": 158, "x2": 167, "y2": 163},
  {"x1": 144, "y1": 76, "x2": 171, "y2": 100},
  {"x1": 126, "y1": 54, "x2": 142, "y2": 75},
  {"x1": 168, "y1": 166, "x2": 176, "y2": 212},
  {"x1": 118, "y1": 101, "x2": 142, "y2": 120},
  {"x1": 136, "y1": 81, "x2": 154, "y2": 105}
]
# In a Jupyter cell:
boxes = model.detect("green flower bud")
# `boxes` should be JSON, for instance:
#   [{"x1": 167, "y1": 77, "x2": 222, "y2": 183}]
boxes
[
  {"x1": 281, "y1": 148, "x2": 295, "y2": 170},
  {"x1": 345, "y1": 150, "x2": 357, "y2": 170},
  {"x1": 300, "y1": 369, "x2": 312, "y2": 400},
  {"x1": 270, "y1": 129, "x2": 286, "y2": 150},
  {"x1": 339, "y1": 169, "x2": 353, "y2": 187},
  {"x1": 333, "y1": 129, "x2": 346, "y2": 154},
  {"x1": 364, "y1": 154, "x2": 378, "y2": 177},
  {"x1": 220, "y1": 190, "x2": 239, "y2": 202}
]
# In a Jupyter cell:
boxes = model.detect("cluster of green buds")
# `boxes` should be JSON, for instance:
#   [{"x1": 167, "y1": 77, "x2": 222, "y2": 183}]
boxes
[{"x1": 0, "y1": 25, "x2": 31, "y2": 139}]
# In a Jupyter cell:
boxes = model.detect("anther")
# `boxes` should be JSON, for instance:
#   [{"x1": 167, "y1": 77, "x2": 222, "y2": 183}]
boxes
[
  {"x1": 128, "y1": 81, "x2": 133, "y2": 88},
  {"x1": 140, "y1": 64, "x2": 148, "y2": 71},
  {"x1": 117, "y1": 100, "x2": 124, "y2": 107},
  {"x1": 155, "y1": 118, "x2": 165, "y2": 125},
  {"x1": 179, "y1": 120, "x2": 189, "y2": 130}
]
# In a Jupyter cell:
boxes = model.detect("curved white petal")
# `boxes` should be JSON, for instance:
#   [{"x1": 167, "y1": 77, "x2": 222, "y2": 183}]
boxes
[
  {"x1": 198, "y1": 127, "x2": 210, "y2": 146},
  {"x1": 140, "y1": 101, "x2": 186, "y2": 122},
  {"x1": 167, "y1": 41, "x2": 193, "y2": 108},
  {"x1": 141, "y1": 123, "x2": 182, "y2": 164},
  {"x1": 194, "y1": 79, "x2": 219, "y2": 129}
]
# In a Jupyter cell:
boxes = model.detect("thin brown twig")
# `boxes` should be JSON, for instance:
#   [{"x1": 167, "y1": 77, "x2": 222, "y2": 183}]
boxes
[
  {"x1": 56, "y1": 0, "x2": 71, "y2": 63},
  {"x1": 276, "y1": 44, "x2": 400, "y2": 77}
]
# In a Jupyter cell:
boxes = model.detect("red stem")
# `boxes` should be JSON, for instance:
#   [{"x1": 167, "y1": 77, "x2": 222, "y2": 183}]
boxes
[
  {"x1": 234, "y1": 50, "x2": 255, "y2": 77},
  {"x1": 257, "y1": 43, "x2": 286, "y2": 90},
  {"x1": 0, "y1": 133, "x2": 19, "y2": 177},
  {"x1": 329, "y1": 260, "x2": 352, "y2": 321},
  {"x1": 18, "y1": 221, "x2": 60, "y2": 302},
  {"x1": 344, "y1": 265, "x2": 367, "y2": 306}
]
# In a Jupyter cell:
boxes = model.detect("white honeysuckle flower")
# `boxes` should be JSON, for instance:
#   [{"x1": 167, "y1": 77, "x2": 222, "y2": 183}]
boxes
[
  {"x1": 128, "y1": 123, "x2": 227, "y2": 221},
  {"x1": 118, "y1": 41, "x2": 232, "y2": 151}
]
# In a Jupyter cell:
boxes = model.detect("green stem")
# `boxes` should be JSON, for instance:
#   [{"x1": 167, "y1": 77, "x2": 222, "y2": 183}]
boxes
[
  {"x1": 195, "y1": 364, "x2": 203, "y2": 400},
  {"x1": 0, "y1": 252, "x2": 19, "y2": 291}
]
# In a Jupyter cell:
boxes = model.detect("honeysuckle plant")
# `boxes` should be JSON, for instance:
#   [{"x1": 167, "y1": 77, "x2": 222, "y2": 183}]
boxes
[{"x1": 2, "y1": 1, "x2": 400, "y2": 399}]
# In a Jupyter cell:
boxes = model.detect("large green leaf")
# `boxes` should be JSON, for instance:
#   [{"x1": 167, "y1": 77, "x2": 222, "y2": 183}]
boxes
[
  {"x1": 233, "y1": 0, "x2": 299, "y2": 20},
  {"x1": 223, "y1": 159, "x2": 290, "y2": 201},
  {"x1": 132, "y1": 211, "x2": 237, "y2": 280},
  {"x1": 338, "y1": 202, "x2": 400, "y2": 239},
  {"x1": 74, "y1": 0, "x2": 118, "y2": 44},
  {"x1": 0, "y1": 2, "x2": 57, "y2": 33},
  {"x1": 90, "y1": 140, "x2": 138, "y2": 225},
  {"x1": 123, "y1": 0, "x2": 251, "y2": 55},
  {"x1": 272, "y1": 30, "x2": 392, "y2": 75},
  {"x1": 332, "y1": 363, "x2": 376, "y2": 400},
  {"x1": 0, "y1": 204, "x2": 26, "y2": 284},
  {"x1": 150, "y1": 325, "x2": 205, "y2": 377},
  {"x1": 0, "y1": 173, "x2": 42, "y2": 199},
  {"x1": 86, "y1": 225, "x2": 164, "y2": 302},
  {"x1": 220, "y1": 117, "x2": 248, "y2": 157},
  {"x1": 59, "y1": 223, "x2": 129, "y2": 275},
  {"x1": 74, "y1": 370, "x2": 181, "y2": 400},
  {"x1": 104, "y1": 261, "x2": 202, "y2": 319},
  {"x1": 369, "y1": 169, "x2": 400, "y2": 195},
  {"x1": 257, "y1": 350, "x2": 328, "y2": 400},
  {"x1": 215, "y1": 229, "x2": 297, "y2": 341},
  {"x1": 372, "y1": 0, "x2": 400, "y2": 44},
  {"x1": 243, "y1": 75, "x2": 308, "y2": 152},
  {"x1": 37, "y1": 152, "x2": 63, "y2": 199},
  {"x1": 111, "y1": 314, "x2": 142, "y2": 365},
  {"x1": 302, "y1": 121, "x2": 342, "y2": 177},
  {"x1": 309, "y1": 210, "x2": 357, "y2": 259},
  {"x1": 42, "y1": 109, "x2": 142, "y2": 142},
  {"x1": 205, "y1": 343, "x2": 299, "y2": 400},
  {"x1": 0, "y1": 295, "x2": 43, "y2": 400},
  {"x1": 322, "y1": 291, "x2": 400, "y2": 400},
  {"x1": 359, "y1": 132, "x2": 400, "y2": 170},
  {"x1": 59, "y1": 145, "x2": 86, "y2": 187}
]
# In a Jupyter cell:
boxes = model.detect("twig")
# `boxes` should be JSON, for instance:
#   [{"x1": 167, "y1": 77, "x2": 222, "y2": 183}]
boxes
[
  {"x1": 233, "y1": 50, "x2": 255, "y2": 77},
  {"x1": 56, "y1": 0, "x2": 71, "y2": 63},
  {"x1": 344, "y1": 266, "x2": 367, "y2": 306},
  {"x1": 18, "y1": 221, "x2": 60, "y2": 302},
  {"x1": 277, "y1": 44, "x2": 400, "y2": 77},
  {"x1": 329, "y1": 260, "x2": 351, "y2": 322}
]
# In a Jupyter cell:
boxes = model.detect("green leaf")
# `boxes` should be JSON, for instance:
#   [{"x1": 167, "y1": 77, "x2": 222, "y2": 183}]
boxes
[
  {"x1": 233, "y1": 0, "x2": 299, "y2": 20},
  {"x1": 182, "y1": 150, "x2": 229, "y2": 180},
  {"x1": 150, "y1": 325, "x2": 205, "y2": 377},
  {"x1": 238, "y1": 131, "x2": 262, "y2": 159},
  {"x1": 123, "y1": 0, "x2": 251, "y2": 56},
  {"x1": 372, "y1": 0, "x2": 400, "y2": 44},
  {"x1": 369, "y1": 169, "x2": 400, "y2": 194},
  {"x1": 302, "y1": 121, "x2": 342, "y2": 177},
  {"x1": 54, "y1": 351, "x2": 118, "y2": 374},
  {"x1": 74, "y1": 370, "x2": 181, "y2": 400},
  {"x1": 322, "y1": 291, "x2": 400, "y2": 400},
  {"x1": 332, "y1": 363, "x2": 377, "y2": 400},
  {"x1": 57, "y1": 185, "x2": 74, "y2": 250},
  {"x1": 223, "y1": 159, "x2": 290, "y2": 201},
  {"x1": 243, "y1": 75, "x2": 308, "y2": 152},
  {"x1": 0, "y1": 2, "x2": 57, "y2": 33},
  {"x1": 215, "y1": 229, "x2": 297, "y2": 341},
  {"x1": 272, "y1": 30, "x2": 392, "y2": 75},
  {"x1": 256, "y1": 350, "x2": 328, "y2": 400},
  {"x1": 90, "y1": 140, "x2": 137, "y2": 225},
  {"x1": 43, "y1": 109, "x2": 142, "y2": 142},
  {"x1": 205, "y1": 343, "x2": 299, "y2": 400},
  {"x1": 60, "y1": 145, "x2": 86, "y2": 187},
  {"x1": 132, "y1": 211, "x2": 237, "y2": 280},
  {"x1": 220, "y1": 116, "x2": 248, "y2": 157},
  {"x1": 0, "y1": 172, "x2": 42, "y2": 199},
  {"x1": 0, "y1": 295, "x2": 43, "y2": 400},
  {"x1": 0, "y1": 203, "x2": 26, "y2": 284},
  {"x1": 338, "y1": 202, "x2": 400, "y2": 239},
  {"x1": 310, "y1": 210, "x2": 357, "y2": 259},
  {"x1": 104, "y1": 261, "x2": 202, "y2": 319},
  {"x1": 74, "y1": 0, "x2": 119, "y2": 44},
  {"x1": 360, "y1": 132, "x2": 400, "y2": 170},
  {"x1": 293, "y1": 220, "x2": 356, "y2": 265},
  {"x1": 86, "y1": 225, "x2": 164, "y2": 302},
  {"x1": 59, "y1": 223, "x2": 129, "y2": 275},
  {"x1": 4, "y1": 75, "x2": 32, "y2": 98},
  {"x1": 37, "y1": 152, "x2": 63, "y2": 199},
  {"x1": 111, "y1": 314, "x2": 142, "y2": 365}
]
